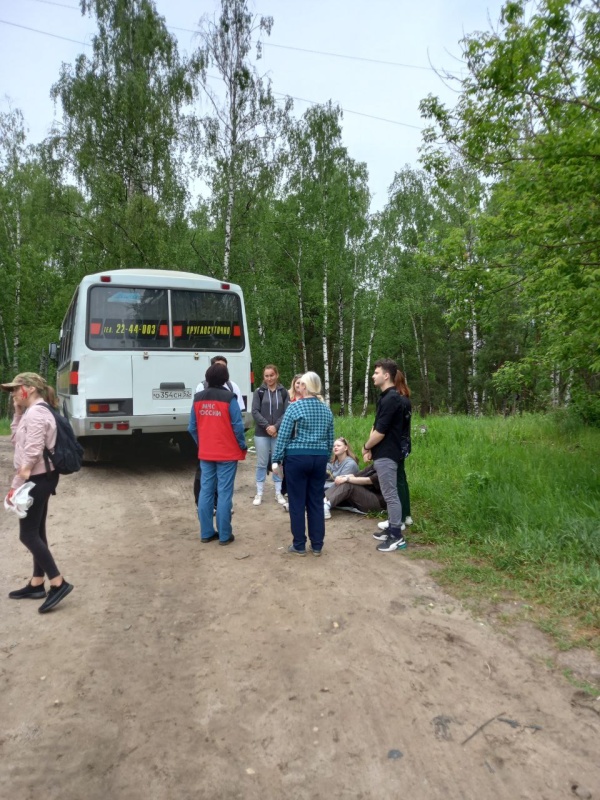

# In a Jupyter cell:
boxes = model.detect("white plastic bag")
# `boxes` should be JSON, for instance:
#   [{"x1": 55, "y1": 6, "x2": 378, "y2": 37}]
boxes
[{"x1": 4, "y1": 481, "x2": 36, "y2": 519}]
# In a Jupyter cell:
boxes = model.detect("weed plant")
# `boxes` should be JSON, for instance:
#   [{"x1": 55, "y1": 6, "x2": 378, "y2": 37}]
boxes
[{"x1": 333, "y1": 412, "x2": 600, "y2": 650}]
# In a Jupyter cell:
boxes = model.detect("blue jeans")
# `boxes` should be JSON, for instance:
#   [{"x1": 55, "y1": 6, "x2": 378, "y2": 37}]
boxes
[
  {"x1": 284, "y1": 454, "x2": 328, "y2": 552},
  {"x1": 199, "y1": 460, "x2": 238, "y2": 543},
  {"x1": 254, "y1": 435, "x2": 282, "y2": 490}
]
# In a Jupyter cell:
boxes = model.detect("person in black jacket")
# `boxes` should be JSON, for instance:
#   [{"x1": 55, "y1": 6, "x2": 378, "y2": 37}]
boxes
[
  {"x1": 362, "y1": 359, "x2": 412, "y2": 553},
  {"x1": 251, "y1": 364, "x2": 289, "y2": 506}
]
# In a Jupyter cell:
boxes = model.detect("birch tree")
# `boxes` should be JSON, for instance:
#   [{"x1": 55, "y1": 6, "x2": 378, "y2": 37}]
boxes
[{"x1": 192, "y1": 0, "x2": 290, "y2": 280}]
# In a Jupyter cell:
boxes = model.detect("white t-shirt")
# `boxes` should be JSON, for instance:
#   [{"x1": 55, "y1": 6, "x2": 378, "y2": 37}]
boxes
[{"x1": 195, "y1": 379, "x2": 245, "y2": 412}]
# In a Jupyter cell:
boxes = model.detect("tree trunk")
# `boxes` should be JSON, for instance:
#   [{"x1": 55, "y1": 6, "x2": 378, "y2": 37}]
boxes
[
  {"x1": 410, "y1": 313, "x2": 427, "y2": 416},
  {"x1": 347, "y1": 282, "x2": 357, "y2": 417},
  {"x1": 470, "y1": 303, "x2": 480, "y2": 417},
  {"x1": 338, "y1": 286, "x2": 345, "y2": 415},
  {"x1": 12, "y1": 208, "x2": 21, "y2": 372},
  {"x1": 419, "y1": 315, "x2": 431, "y2": 414},
  {"x1": 295, "y1": 244, "x2": 308, "y2": 373},
  {"x1": 222, "y1": 167, "x2": 235, "y2": 280},
  {"x1": 447, "y1": 342, "x2": 453, "y2": 414},
  {"x1": 361, "y1": 317, "x2": 376, "y2": 417},
  {"x1": 322, "y1": 262, "x2": 330, "y2": 404}
]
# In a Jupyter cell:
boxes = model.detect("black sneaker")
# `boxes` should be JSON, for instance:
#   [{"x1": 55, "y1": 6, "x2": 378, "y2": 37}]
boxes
[
  {"x1": 201, "y1": 533, "x2": 219, "y2": 543},
  {"x1": 9, "y1": 582, "x2": 47, "y2": 600},
  {"x1": 38, "y1": 581, "x2": 73, "y2": 613},
  {"x1": 376, "y1": 535, "x2": 407, "y2": 553},
  {"x1": 219, "y1": 534, "x2": 235, "y2": 546}
]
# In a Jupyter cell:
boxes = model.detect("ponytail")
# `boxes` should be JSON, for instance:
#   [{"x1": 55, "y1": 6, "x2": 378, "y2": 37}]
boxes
[
  {"x1": 42, "y1": 383, "x2": 59, "y2": 409},
  {"x1": 395, "y1": 370, "x2": 411, "y2": 398}
]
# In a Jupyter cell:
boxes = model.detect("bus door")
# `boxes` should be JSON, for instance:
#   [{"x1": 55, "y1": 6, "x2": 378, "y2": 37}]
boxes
[{"x1": 131, "y1": 352, "x2": 204, "y2": 417}]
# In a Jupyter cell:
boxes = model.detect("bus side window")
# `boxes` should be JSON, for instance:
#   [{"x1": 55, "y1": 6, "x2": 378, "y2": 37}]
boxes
[{"x1": 59, "y1": 290, "x2": 78, "y2": 368}]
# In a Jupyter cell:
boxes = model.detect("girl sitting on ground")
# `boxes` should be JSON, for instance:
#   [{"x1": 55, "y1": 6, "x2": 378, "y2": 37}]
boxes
[{"x1": 325, "y1": 437, "x2": 359, "y2": 489}]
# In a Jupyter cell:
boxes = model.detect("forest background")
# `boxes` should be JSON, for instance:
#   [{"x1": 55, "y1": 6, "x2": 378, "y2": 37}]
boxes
[{"x1": 0, "y1": 0, "x2": 598, "y2": 423}]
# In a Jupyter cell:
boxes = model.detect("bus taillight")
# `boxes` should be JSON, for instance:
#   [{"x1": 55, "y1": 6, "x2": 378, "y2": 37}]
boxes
[{"x1": 69, "y1": 362, "x2": 79, "y2": 395}]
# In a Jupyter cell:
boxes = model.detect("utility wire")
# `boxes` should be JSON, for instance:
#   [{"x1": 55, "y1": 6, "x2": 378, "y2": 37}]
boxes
[
  {"x1": 22, "y1": 0, "x2": 460, "y2": 75},
  {"x1": 0, "y1": 17, "x2": 424, "y2": 130},
  {"x1": 271, "y1": 91, "x2": 423, "y2": 130},
  {"x1": 0, "y1": 17, "x2": 90, "y2": 46}
]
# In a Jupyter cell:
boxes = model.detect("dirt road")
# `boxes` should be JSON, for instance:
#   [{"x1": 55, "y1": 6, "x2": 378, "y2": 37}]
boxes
[{"x1": 1, "y1": 437, "x2": 599, "y2": 800}]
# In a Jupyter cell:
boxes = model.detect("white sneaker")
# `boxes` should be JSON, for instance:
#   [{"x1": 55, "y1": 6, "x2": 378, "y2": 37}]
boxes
[
  {"x1": 404, "y1": 516, "x2": 414, "y2": 526},
  {"x1": 324, "y1": 501, "x2": 331, "y2": 520},
  {"x1": 282, "y1": 501, "x2": 289, "y2": 512},
  {"x1": 275, "y1": 493, "x2": 287, "y2": 506},
  {"x1": 253, "y1": 494, "x2": 263, "y2": 506},
  {"x1": 377, "y1": 520, "x2": 406, "y2": 532}
]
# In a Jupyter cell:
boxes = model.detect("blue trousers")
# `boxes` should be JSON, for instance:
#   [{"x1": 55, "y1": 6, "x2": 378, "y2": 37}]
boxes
[
  {"x1": 284, "y1": 454, "x2": 328, "y2": 552},
  {"x1": 199, "y1": 460, "x2": 238, "y2": 543}
]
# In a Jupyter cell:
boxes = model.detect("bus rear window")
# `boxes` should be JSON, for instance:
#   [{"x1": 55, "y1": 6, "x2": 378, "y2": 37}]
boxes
[
  {"x1": 87, "y1": 286, "x2": 245, "y2": 351},
  {"x1": 87, "y1": 287, "x2": 170, "y2": 350},
  {"x1": 171, "y1": 290, "x2": 244, "y2": 351}
]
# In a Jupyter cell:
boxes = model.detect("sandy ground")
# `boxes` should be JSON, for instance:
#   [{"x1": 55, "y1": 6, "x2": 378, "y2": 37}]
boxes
[{"x1": 1, "y1": 436, "x2": 599, "y2": 800}]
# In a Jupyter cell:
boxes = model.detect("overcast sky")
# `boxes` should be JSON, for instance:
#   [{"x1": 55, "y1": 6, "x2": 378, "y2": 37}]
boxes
[{"x1": 0, "y1": 0, "x2": 505, "y2": 210}]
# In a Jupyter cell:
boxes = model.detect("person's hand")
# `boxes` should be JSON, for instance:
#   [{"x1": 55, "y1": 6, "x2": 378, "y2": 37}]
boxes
[
  {"x1": 266, "y1": 425, "x2": 277, "y2": 437},
  {"x1": 17, "y1": 466, "x2": 31, "y2": 481},
  {"x1": 362, "y1": 448, "x2": 372, "y2": 462},
  {"x1": 5, "y1": 488, "x2": 15, "y2": 506},
  {"x1": 334, "y1": 475, "x2": 347, "y2": 486}
]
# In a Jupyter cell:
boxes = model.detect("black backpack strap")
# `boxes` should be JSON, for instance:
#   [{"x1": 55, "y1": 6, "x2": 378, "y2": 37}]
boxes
[{"x1": 40, "y1": 403, "x2": 56, "y2": 475}]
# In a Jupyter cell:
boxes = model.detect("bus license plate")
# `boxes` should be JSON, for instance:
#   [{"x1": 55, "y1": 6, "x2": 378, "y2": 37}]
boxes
[{"x1": 152, "y1": 389, "x2": 192, "y2": 400}]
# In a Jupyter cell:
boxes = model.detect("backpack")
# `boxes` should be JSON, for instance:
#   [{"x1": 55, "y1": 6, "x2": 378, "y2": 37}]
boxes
[
  {"x1": 41, "y1": 403, "x2": 84, "y2": 475},
  {"x1": 256, "y1": 386, "x2": 288, "y2": 404}
]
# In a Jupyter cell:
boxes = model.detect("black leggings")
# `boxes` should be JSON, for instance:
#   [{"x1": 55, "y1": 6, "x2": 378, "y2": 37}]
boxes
[{"x1": 18, "y1": 472, "x2": 60, "y2": 580}]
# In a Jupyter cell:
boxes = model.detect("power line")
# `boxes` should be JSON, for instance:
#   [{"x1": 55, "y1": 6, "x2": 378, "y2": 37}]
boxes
[
  {"x1": 0, "y1": 18, "x2": 90, "y2": 46},
  {"x1": 271, "y1": 91, "x2": 423, "y2": 130},
  {"x1": 23, "y1": 0, "x2": 79, "y2": 9},
  {"x1": 0, "y1": 17, "x2": 424, "y2": 130},
  {"x1": 263, "y1": 41, "x2": 451, "y2": 73},
  {"x1": 22, "y1": 0, "x2": 459, "y2": 75}
]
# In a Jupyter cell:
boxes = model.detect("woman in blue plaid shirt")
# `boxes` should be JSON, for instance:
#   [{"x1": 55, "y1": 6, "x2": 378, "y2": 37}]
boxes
[{"x1": 272, "y1": 372, "x2": 334, "y2": 556}]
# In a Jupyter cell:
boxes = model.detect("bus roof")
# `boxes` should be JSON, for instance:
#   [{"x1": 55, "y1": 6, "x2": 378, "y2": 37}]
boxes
[{"x1": 81, "y1": 269, "x2": 242, "y2": 292}]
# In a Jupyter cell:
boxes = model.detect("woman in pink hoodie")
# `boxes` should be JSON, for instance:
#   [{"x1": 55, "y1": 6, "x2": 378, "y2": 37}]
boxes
[{"x1": 2, "y1": 372, "x2": 73, "y2": 613}]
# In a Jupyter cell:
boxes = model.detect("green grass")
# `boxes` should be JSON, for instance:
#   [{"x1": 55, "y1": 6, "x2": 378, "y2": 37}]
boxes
[
  {"x1": 333, "y1": 412, "x2": 600, "y2": 654},
  {"x1": 0, "y1": 417, "x2": 10, "y2": 435}
]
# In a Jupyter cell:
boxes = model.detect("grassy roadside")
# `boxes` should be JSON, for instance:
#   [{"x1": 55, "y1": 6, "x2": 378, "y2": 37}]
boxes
[
  {"x1": 336, "y1": 412, "x2": 600, "y2": 655},
  {"x1": 0, "y1": 417, "x2": 10, "y2": 436}
]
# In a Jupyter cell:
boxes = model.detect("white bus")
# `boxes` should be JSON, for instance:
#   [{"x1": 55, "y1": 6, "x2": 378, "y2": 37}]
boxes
[{"x1": 53, "y1": 269, "x2": 253, "y2": 456}]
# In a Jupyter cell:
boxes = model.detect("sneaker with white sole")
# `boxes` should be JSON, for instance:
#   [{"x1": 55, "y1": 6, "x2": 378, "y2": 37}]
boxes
[
  {"x1": 276, "y1": 493, "x2": 287, "y2": 506},
  {"x1": 253, "y1": 494, "x2": 263, "y2": 506},
  {"x1": 324, "y1": 501, "x2": 331, "y2": 520},
  {"x1": 376, "y1": 534, "x2": 407, "y2": 553},
  {"x1": 404, "y1": 516, "x2": 413, "y2": 526}
]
